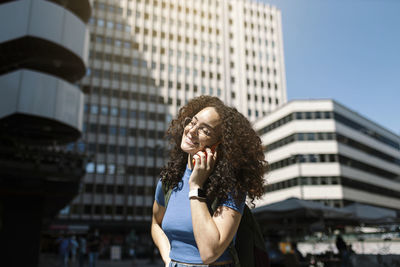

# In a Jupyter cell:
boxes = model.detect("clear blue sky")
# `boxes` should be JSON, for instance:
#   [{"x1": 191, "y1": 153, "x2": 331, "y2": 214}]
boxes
[{"x1": 262, "y1": 0, "x2": 400, "y2": 135}]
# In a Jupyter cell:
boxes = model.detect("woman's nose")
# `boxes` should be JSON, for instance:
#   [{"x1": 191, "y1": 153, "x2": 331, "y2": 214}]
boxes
[{"x1": 187, "y1": 124, "x2": 199, "y2": 136}]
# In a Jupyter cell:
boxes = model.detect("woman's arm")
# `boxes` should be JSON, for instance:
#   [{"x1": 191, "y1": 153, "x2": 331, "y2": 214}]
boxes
[
  {"x1": 190, "y1": 199, "x2": 242, "y2": 264},
  {"x1": 190, "y1": 148, "x2": 242, "y2": 264},
  {"x1": 151, "y1": 201, "x2": 171, "y2": 266}
]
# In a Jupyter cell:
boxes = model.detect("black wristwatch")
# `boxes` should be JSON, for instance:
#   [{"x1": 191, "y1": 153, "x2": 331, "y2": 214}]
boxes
[{"x1": 188, "y1": 188, "x2": 207, "y2": 199}]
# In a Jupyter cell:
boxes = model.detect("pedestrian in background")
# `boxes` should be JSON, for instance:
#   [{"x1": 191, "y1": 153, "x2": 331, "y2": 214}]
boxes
[
  {"x1": 336, "y1": 235, "x2": 351, "y2": 267},
  {"x1": 78, "y1": 234, "x2": 87, "y2": 267},
  {"x1": 70, "y1": 235, "x2": 79, "y2": 265},
  {"x1": 87, "y1": 229, "x2": 101, "y2": 267},
  {"x1": 57, "y1": 234, "x2": 70, "y2": 267}
]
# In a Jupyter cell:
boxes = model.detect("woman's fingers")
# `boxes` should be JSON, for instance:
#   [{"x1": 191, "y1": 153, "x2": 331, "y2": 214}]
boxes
[
  {"x1": 193, "y1": 152, "x2": 205, "y2": 167},
  {"x1": 193, "y1": 154, "x2": 200, "y2": 166},
  {"x1": 198, "y1": 151, "x2": 206, "y2": 167},
  {"x1": 190, "y1": 149, "x2": 216, "y2": 188},
  {"x1": 194, "y1": 148, "x2": 216, "y2": 170}
]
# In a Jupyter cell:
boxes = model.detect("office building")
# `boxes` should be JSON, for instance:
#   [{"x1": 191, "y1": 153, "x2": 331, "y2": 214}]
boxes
[
  {"x1": 58, "y1": 0, "x2": 287, "y2": 245},
  {"x1": 254, "y1": 99, "x2": 400, "y2": 210},
  {"x1": 0, "y1": 0, "x2": 90, "y2": 265}
]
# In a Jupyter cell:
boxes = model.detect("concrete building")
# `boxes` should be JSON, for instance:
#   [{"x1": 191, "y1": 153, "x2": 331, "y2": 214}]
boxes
[
  {"x1": 254, "y1": 99, "x2": 400, "y2": 210},
  {"x1": 57, "y1": 0, "x2": 287, "y2": 247},
  {"x1": 0, "y1": 0, "x2": 90, "y2": 265}
]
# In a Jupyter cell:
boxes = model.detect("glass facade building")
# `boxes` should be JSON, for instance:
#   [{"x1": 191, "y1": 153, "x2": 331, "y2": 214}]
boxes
[{"x1": 57, "y1": 0, "x2": 287, "y2": 237}]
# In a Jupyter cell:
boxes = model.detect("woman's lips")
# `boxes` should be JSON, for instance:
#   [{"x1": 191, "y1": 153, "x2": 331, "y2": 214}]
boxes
[{"x1": 185, "y1": 136, "x2": 198, "y2": 146}]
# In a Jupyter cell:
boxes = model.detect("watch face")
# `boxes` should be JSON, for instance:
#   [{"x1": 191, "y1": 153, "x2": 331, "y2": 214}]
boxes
[{"x1": 197, "y1": 188, "x2": 206, "y2": 198}]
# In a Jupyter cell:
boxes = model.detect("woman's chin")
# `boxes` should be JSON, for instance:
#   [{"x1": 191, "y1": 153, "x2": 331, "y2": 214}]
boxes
[
  {"x1": 181, "y1": 144, "x2": 192, "y2": 152},
  {"x1": 181, "y1": 144, "x2": 198, "y2": 155}
]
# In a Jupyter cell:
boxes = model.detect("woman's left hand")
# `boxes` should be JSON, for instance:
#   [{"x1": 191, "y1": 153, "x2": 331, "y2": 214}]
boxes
[{"x1": 189, "y1": 147, "x2": 217, "y2": 189}]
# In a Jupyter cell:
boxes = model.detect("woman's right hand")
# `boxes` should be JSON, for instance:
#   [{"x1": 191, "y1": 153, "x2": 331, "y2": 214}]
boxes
[
  {"x1": 164, "y1": 258, "x2": 171, "y2": 267},
  {"x1": 190, "y1": 148, "x2": 217, "y2": 189}
]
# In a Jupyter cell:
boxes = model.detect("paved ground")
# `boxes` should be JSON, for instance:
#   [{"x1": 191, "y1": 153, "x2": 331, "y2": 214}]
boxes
[{"x1": 39, "y1": 253, "x2": 164, "y2": 267}]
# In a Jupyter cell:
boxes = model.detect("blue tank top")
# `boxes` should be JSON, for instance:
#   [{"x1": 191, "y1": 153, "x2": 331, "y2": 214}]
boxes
[{"x1": 155, "y1": 166, "x2": 245, "y2": 264}]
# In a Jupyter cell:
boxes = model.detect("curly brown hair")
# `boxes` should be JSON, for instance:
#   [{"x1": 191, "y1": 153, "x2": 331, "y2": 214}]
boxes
[{"x1": 160, "y1": 96, "x2": 268, "y2": 206}]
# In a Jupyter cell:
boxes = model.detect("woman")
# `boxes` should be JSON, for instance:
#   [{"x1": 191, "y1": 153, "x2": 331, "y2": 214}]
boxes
[{"x1": 151, "y1": 96, "x2": 267, "y2": 267}]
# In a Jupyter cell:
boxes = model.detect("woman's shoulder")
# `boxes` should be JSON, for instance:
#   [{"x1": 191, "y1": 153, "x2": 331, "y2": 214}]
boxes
[
  {"x1": 217, "y1": 190, "x2": 246, "y2": 214},
  {"x1": 154, "y1": 179, "x2": 165, "y2": 206}
]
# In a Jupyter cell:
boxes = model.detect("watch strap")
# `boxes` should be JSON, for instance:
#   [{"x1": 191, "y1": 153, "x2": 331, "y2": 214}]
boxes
[{"x1": 188, "y1": 188, "x2": 206, "y2": 199}]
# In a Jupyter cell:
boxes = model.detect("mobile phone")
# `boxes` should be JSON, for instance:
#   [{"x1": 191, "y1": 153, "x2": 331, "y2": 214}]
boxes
[{"x1": 192, "y1": 142, "x2": 219, "y2": 166}]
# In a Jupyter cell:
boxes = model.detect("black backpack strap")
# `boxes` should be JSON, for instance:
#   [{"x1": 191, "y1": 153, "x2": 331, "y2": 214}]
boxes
[
  {"x1": 162, "y1": 181, "x2": 172, "y2": 208},
  {"x1": 210, "y1": 197, "x2": 219, "y2": 213},
  {"x1": 228, "y1": 243, "x2": 241, "y2": 267}
]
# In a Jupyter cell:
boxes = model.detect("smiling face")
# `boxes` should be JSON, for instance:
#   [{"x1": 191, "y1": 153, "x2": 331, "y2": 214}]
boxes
[{"x1": 180, "y1": 107, "x2": 221, "y2": 155}]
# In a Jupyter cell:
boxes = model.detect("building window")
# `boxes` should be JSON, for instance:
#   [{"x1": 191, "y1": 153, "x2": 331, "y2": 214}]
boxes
[
  {"x1": 101, "y1": 106, "x2": 108, "y2": 116},
  {"x1": 90, "y1": 105, "x2": 98, "y2": 114},
  {"x1": 97, "y1": 163, "x2": 106, "y2": 174},
  {"x1": 109, "y1": 126, "x2": 117, "y2": 135},
  {"x1": 86, "y1": 163, "x2": 95, "y2": 173},
  {"x1": 111, "y1": 107, "x2": 119, "y2": 116}
]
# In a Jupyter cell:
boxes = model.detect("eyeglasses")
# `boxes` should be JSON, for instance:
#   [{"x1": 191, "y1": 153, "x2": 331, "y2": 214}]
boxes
[{"x1": 182, "y1": 117, "x2": 214, "y2": 137}]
